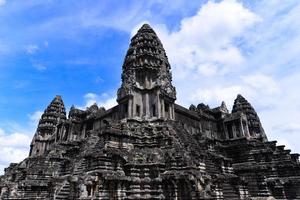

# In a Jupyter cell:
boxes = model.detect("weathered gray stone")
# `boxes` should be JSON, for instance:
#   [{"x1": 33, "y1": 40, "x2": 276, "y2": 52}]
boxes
[{"x1": 1, "y1": 24, "x2": 300, "y2": 200}]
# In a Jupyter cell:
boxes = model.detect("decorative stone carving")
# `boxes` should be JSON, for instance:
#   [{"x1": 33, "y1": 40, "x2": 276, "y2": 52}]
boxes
[{"x1": 1, "y1": 24, "x2": 300, "y2": 200}]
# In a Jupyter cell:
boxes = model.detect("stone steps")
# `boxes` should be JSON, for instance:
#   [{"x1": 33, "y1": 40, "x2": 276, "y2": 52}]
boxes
[
  {"x1": 21, "y1": 191, "x2": 49, "y2": 199},
  {"x1": 222, "y1": 183, "x2": 240, "y2": 200},
  {"x1": 55, "y1": 181, "x2": 70, "y2": 200},
  {"x1": 73, "y1": 159, "x2": 86, "y2": 175},
  {"x1": 205, "y1": 159, "x2": 220, "y2": 174}
]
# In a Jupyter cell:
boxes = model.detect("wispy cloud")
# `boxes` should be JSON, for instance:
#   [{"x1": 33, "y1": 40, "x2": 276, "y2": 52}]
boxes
[
  {"x1": 131, "y1": 0, "x2": 300, "y2": 153},
  {"x1": 0, "y1": 0, "x2": 6, "y2": 6},
  {"x1": 143, "y1": 0, "x2": 261, "y2": 107},
  {"x1": 25, "y1": 44, "x2": 39, "y2": 54},
  {"x1": 0, "y1": 110, "x2": 41, "y2": 174},
  {"x1": 32, "y1": 63, "x2": 46, "y2": 71},
  {"x1": 28, "y1": 110, "x2": 43, "y2": 125},
  {"x1": 78, "y1": 93, "x2": 117, "y2": 110}
]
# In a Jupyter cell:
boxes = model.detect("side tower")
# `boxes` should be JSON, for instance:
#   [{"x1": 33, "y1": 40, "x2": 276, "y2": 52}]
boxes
[
  {"x1": 29, "y1": 95, "x2": 66, "y2": 156},
  {"x1": 117, "y1": 24, "x2": 176, "y2": 120},
  {"x1": 232, "y1": 94, "x2": 267, "y2": 141}
]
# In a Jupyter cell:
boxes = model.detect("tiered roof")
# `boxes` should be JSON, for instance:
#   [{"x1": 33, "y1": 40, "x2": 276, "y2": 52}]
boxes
[
  {"x1": 37, "y1": 95, "x2": 66, "y2": 135},
  {"x1": 122, "y1": 24, "x2": 171, "y2": 72},
  {"x1": 232, "y1": 94, "x2": 266, "y2": 140}
]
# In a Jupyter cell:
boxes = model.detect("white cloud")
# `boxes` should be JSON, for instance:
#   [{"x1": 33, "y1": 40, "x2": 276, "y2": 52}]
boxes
[
  {"x1": 152, "y1": 0, "x2": 260, "y2": 80},
  {"x1": 0, "y1": 110, "x2": 41, "y2": 174},
  {"x1": 138, "y1": 0, "x2": 263, "y2": 108},
  {"x1": 78, "y1": 93, "x2": 117, "y2": 110},
  {"x1": 0, "y1": 129, "x2": 31, "y2": 147},
  {"x1": 25, "y1": 44, "x2": 39, "y2": 54},
  {"x1": 197, "y1": 63, "x2": 218, "y2": 77},
  {"x1": 191, "y1": 85, "x2": 243, "y2": 108},
  {"x1": 241, "y1": 74, "x2": 280, "y2": 95},
  {"x1": 0, "y1": 128, "x2": 31, "y2": 174},
  {"x1": 131, "y1": 0, "x2": 300, "y2": 154},
  {"x1": 28, "y1": 110, "x2": 43, "y2": 125},
  {"x1": 33, "y1": 63, "x2": 46, "y2": 71},
  {"x1": 0, "y1": 147, "x2": 29, "y2": 165},
  {"x1": 0, "y1": 0, "x2": 6, "y2": 6}
]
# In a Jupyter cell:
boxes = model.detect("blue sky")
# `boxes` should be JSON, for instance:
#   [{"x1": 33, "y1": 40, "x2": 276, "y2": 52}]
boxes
[{"x1": 0, "y1": 0, "x2": 300, "y2": 174}]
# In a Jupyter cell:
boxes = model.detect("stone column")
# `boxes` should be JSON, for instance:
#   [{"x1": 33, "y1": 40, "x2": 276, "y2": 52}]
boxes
[
  {"x1": 224, "y1": 123, "x2": 229, "y2": 139},
  {"x1": 161, "y1": 99, "x2": 165, "y2": 118},
  {"x1": 239, "y1": 118, "x2": 245, "y2": 137},
  {"x1": 168, "y1": 104, "x2": 172, "y2": 119},
  {"x1": 133, "y1": 97, "x2": 136, "y2": 117},
  {"x1": 82, "y1": 124, "x2": 86, "y2": 138},
  {"x1": 128, "y1": 98, "x2": 133, "y2": 118},
  {"x1": 145, "y1": 93, "x2": 150, "y2": 118},
  {"x1": 232, "y1": 123, "x2": 237, "y2": 138},
  {"x1": 171, "y1": 104, "x2": 175, "y2": 120},
  {"x1": 156, "y1": 91, "x2": 161, "y2": 118},
  {"x1": 244, "y1": 122, "x2": 250, "y2": 138}
]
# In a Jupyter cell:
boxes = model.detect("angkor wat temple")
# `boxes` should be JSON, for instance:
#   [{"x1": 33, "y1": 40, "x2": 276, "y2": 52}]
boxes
[{"x1": 1, "y1": 24, "x2": 300, "y2": 200}]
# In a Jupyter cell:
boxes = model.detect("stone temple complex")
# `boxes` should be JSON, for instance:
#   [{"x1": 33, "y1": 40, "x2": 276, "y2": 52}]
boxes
[{"x1": 1, "y1": 24, "x2": 300, "y2": 200}]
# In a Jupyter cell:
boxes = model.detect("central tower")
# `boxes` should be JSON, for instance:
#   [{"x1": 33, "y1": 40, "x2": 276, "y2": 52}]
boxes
[{"x1": 117, "y1": 24, "x2": 176, "y2": 120}]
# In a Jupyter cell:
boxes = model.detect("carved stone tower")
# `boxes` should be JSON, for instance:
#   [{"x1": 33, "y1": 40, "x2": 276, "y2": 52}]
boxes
[
  {"x1": 117, "y1": 24, "x2": 176, "y2": 120},
  {"x1": 2, "y1": 23, "x2": 300, "y2": 200},
  {"x1": 232, "y1": 94, "x2": 267, "y2": 141},
  {"x1": 29, "y1": 95, "x2": 66, "y2": 157}
]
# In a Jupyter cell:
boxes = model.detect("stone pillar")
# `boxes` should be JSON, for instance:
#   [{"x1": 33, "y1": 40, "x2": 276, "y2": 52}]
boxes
[
  {"x1": 168, "y1": 104, "x2": 172, "y2": 119},
  {"x1": 224, "y1": 123, "x2": 229, "y2": 139},
  {"x1": 42, "y1": 141, "x2": 46, "y2": 155},
  {"x1": 128, "y1": 98, "x2": 133, "y2": 118},
  {"x1": 156, "y1": 91, "x2": 161, "y2": 118},
  {"x1": 69, "y1": 125, "x2": 73, "y2": 141},
  {"x1": 171, "y1": 104, "x2": 175, "y2": 120},
  {"x1": 232, "y1": 123, "x2": 237, "y2": 138},
  {"x1": 82, "y1": 124, "x2": 86, "y2": 138},
  {"x1": 240, "y1": 118, "x2": 245, "y2": 137},
  {"x1": 161, "y1": 99, "x2": 165, "y2": 118},
  {"x1": 145, "y1": 93, "x2": 150, "y2": 118},
  {"x1": 244, "y1": 122, "x2": 250, "y2": 138},
  {"x1": 54, "y1": 129, "x2": 58, "y2": 143},
  {"x1": 133, "y1": 97, "x2": 136, "y2": 117}
]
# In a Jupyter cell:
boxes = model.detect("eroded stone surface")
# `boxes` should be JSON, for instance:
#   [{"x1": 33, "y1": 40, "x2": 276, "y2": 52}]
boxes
[{"x1": 1, "y1": 24, "x2": 300, "y2": 200}]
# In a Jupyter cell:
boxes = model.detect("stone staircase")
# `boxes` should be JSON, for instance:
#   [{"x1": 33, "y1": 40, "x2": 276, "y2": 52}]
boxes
[
  {"x1": 73, "y1": 159, "x2": 86, "y2": 175},
  {"x1": 205, "y1": 158, "x2": 219, "y2": 175},
  {"x1": 222, "y1": 183, "x2": 240, "y2": 200},
  {"x1": 55, "y1": 181, "x2": 70, "y2": 200}
]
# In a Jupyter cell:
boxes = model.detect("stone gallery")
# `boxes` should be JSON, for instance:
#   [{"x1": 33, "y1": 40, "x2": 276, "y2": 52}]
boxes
[{"x1": 1, "y1": 24, "x2": 300, "y2": 200}]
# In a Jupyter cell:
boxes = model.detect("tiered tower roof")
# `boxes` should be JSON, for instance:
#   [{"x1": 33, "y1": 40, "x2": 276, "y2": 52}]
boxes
[
  {"x1": 122, "y1": 24, "x2": 171, "y2": 72},
  {"x1": 37, "y1": 95, "x2": 66, "y2": 136},
  {"x1": 118, "y1": 24, "x2": 176, "y2": 101},
  {"x1": 232, "y1": 94, "x2": 267, "y2": 140}
]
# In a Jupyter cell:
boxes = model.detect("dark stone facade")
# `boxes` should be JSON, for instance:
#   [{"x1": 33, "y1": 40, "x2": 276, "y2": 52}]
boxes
[{"x1": 1, "y1": 24, "x2": 300, "y2": 200}]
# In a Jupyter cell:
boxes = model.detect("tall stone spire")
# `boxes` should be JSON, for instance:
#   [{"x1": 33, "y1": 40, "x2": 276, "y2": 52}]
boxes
[
  {"x1": 232, "y1": 94, "x2": 267, "y2": 141},
  {"x1": 117, "y1": 24, "x2": 176, "y2": 120},
  {"x1": 29, "y1": 95, "x2": 66, "y2": 156}
]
